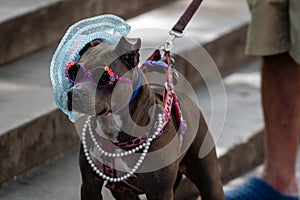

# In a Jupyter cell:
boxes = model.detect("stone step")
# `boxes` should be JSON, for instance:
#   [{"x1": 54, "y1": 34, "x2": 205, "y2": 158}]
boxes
[
  {"x1": 224, "y1": 146, "x2": 300, "y2": 193},
  {"x1": 0, "y1": 57, "x2": 264, "y2": 200},
  {"x1": 0, "y1": 0, "x2": 173, "y2": 65},
  {"x1": 0, "y1": 0, "x2": 250, "y2": 188}
]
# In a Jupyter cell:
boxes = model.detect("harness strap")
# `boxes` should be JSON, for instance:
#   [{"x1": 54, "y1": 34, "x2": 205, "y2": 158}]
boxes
[
  {"x1": 171, "y1": 0, "x2": 204, "y2": 34},
  {"x1": 114, "y1": 133, "x2": 148, "y2": 150},
  {"x1": 143, "y1": 50, "x2": 186, "y2": 145},
  {"x1": 162, "y1": 88, "x2": 173, "y2": 122},
  {"x1": 99, "y1": 136, "x2": 144, "y2": 194}
]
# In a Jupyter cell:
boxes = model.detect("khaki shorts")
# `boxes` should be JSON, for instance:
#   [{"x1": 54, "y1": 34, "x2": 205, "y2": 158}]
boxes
[{"x1": 246, "y1": 0, "x2": 300, "y2": 64}]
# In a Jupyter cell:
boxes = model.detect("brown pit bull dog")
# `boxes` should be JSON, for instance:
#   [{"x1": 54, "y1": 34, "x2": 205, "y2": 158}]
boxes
[{"x1": 67, "y1": 36, "x2": 225, "y2": 200}]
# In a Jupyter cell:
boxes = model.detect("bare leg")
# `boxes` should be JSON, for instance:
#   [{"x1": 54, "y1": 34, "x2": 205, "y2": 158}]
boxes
[{"x1": 260, "y1": 53, "x2": 300, "y2": 195}]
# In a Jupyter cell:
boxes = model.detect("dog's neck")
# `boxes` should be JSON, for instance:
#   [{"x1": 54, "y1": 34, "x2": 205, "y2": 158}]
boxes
[{"x1": 116, "y1": 68, "x2": 157, "y2": 143}]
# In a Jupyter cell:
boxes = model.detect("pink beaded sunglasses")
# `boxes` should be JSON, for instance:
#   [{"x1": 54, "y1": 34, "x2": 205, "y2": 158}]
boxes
[{"x1": 65, "y1": 61, "x2": 132, "y2": 88}]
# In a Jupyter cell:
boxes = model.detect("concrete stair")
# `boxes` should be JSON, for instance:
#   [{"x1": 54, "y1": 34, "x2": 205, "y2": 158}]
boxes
[
  {"x1": 0, "y1": 0, "x2": 268, "y2": 199},
  {"x1": 0, "y1": 0, "x2": 174, "y2": 65}
]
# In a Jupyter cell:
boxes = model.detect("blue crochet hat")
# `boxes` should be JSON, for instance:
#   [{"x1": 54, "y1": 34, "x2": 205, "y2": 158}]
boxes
[{"x1": 50, "y1": 14, "x2": 131, "y2": 122}]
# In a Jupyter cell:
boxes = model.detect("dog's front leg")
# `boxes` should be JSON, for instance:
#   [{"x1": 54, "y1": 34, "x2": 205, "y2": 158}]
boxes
[
  {"x1": 146, "y1": 190, "x2": 174, "y2": 200},
  {"x1": 180, "y1": 126, "x2": 225, "y2": 200},
  {"x1": 142, "y1": 164, "x2": 179, "y2": 200},
  {"x1": 111, "y1": 190, "x2": 140, "y2": 200},
  {"x1": 79, "y1": 144, "x2": 105, "y2": 200},
  {"x1": 81, "y1": 181, "x2": 104, "y2": 200}
]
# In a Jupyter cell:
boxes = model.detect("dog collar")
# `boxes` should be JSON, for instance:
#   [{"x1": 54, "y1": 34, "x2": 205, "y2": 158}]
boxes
[
  {"x1": 50, "y1": 14, "x2": 131, "y2": 122},
  {"x1": 114, "y1": 67, "x2": 143, "y2": 114}
]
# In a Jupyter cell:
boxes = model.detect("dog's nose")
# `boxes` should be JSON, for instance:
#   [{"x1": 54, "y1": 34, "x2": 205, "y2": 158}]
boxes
[{"x1": 72, "y1": 89, "x2": 83, "y2": 100}]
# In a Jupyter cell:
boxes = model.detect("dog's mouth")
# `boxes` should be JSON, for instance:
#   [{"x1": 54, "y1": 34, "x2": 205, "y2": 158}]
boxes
[
  {"x1": 96, "y1": 108, "x2": 112, "y2": 116},
  {"x1": 94, "y1": 111, "x2": 123, "y2": 143}
]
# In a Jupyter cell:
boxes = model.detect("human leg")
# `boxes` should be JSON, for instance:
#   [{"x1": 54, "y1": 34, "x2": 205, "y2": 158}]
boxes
[
  {"x1": 260, "y1": 53, "x2": 300, "y2": 196},
  {"x1": 225, "y1": 53, "x2": 300, "y2": 200}
]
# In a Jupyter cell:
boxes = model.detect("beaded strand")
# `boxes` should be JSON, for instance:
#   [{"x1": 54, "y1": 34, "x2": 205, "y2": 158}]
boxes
[{"x1": 81, "y1": 113, "x2": 164, "y2": 182}]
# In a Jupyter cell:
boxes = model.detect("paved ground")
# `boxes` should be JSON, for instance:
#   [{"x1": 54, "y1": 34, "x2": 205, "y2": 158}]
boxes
[
  {"x1": 0, "y1": 150, "x2": 81, "y2": 200},
  {"x1": 199, "y1": 58, "x2": 263, "y2": 156}
]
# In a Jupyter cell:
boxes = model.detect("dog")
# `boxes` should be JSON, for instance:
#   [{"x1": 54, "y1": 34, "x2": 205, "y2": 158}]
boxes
[{"x1": 67, "y1": 36, "x2": 225, "y2": 200}]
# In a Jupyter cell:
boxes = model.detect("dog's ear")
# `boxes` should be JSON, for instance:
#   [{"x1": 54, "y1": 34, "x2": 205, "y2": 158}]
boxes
[
  {"x1": 116, "y1": 36, "x2": 141, "y2": 69},
  {"x1": 90, "y1": 39, "x2": 101, "y2": 47},
  {"x1": 79, "y1": 39, "x2": 101, "y2": 56},
  {"x1": 116, "y1": 36, "x2": 141, "y2": 54}
]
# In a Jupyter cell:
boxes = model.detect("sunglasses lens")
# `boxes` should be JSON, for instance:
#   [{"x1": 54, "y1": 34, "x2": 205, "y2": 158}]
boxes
[
  {"x1": 97, "y1": 70, "x2": 113, "y2": 87},
  {"x1": 66, "y1": 62, "x2": 84, "y2": 83}
]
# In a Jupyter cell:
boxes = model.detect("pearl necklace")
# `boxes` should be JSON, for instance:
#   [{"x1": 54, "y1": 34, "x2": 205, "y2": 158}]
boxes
[{"x1": 81, "y1": 114, "x2": 165, "y2": 182}]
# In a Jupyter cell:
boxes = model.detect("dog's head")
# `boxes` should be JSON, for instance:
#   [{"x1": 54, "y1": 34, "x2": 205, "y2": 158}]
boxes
[{"x1": 67, "y1": 36, "x2": 141, "y2": 141}]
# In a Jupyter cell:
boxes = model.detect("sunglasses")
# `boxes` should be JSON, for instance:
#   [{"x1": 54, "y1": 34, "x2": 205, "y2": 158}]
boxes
[{"x1": 65, "y1": 61, "x2": 132, "y2": 88}]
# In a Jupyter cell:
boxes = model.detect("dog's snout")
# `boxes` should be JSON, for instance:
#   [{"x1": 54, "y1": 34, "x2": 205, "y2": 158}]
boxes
[
  {"x1": 66, "y1": 82, "x2": 98, "y2": 114},
  {"x1": 66, "y1": 87, "x2": 87, "y2": 112}
]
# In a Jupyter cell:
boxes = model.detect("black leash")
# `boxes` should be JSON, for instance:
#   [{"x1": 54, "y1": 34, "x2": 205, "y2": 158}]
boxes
[
  {"x1": 172, "y1": 0, "x2": 204, "y2": 34},
  {"x1": 162, "y1": 0, "x2": 204, "y2": 50}
]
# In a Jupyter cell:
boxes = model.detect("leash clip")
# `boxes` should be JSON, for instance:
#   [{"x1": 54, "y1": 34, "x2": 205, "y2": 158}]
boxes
[
  {"x1": 169, "y1": 30, "x2": 183, "y2": 38},
  {"x1": 161, "y1": 30, "x2": 183, "y2": 51},
  {"x1": 164, "y1": 81, "x2": 169, "y2": 90},
  {"x1": 161, "y1": 35, "x2": 175, "y2": 51},
  {"x1": 172, "y1": 66, "x2": 179, "y2": 80}
]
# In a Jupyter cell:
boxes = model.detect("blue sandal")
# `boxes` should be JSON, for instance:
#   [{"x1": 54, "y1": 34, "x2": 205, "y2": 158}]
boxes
[{"x1": 225, "y1": 177, "x2": 299, "y2": 200}]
